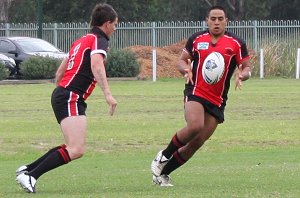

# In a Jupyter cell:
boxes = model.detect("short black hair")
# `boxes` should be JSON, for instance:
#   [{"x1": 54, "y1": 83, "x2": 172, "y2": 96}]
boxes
[
  {"x1": 90, "y1": 3, "x2": 118, "y2": 27},
  {"x1": 207, "y1": 6, "x2": 227, "y2": 18}
]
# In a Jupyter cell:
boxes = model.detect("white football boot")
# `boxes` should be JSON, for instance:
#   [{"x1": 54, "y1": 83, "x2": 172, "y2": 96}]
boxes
[
  {"x1": 152, "y1": 175, "x2": 174, "y2": 187},
  {"x1": 151, "y1": 150, "x2": 169, "y2": 176},
  {"x1": 16, "y1": 173, "x2": 36, "y2": 193},
  {"x1": 15, "y1": 165, "x2": 28, "y2": 176}
]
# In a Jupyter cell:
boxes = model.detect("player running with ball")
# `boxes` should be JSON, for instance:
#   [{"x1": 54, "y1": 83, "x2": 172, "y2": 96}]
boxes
[{"x1": 151, "y1": 5, "x2": 252, "y2": 186}]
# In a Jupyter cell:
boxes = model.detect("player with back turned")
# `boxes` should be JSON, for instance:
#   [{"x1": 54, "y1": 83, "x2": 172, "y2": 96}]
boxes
[
  {"x1": 151, "y1": 5, "x2": 252, "y2": 186},
  {"x1": 15, "y1": 3, "x2": 118, "y2": 193}
]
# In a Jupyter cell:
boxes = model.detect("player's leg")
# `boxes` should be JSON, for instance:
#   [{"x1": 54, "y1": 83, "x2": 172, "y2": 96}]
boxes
[
  {"x1": 177, "y1": 101, "x2": 206, "y2": 142},
  {"x1": 16, "y1": 88, "x2": 87, "y2": 193},
  {"x1": 178, "y1": 112, "x2": 218, "y2": 159},
  {"x1": 60, "y1": 115, "x2": 87, "y2": 160},
  {"x1": 16, "y1": 145, "x2": 65, "y2": 176},
  {"x1": 151, "y1": 128, "x2": 188, "y2": 177},
  {"x1": 29, "y1": 115, "x2": 87, "y2": 178},
  {"x1": 151, "y1": 101, "x2": 205, "y2": 186},
  {"x1": 152, "y1": 101, "x2": 205, "y2": 175},
  {"x1": 162, "y1": 100, "x2": 206, "y2": 158},
  {"x1": 16, "y1": 116, "x2": 87, "y2": 193},
  {"x1": 16, "y1": 143, "x2": 71, "y2": 193},
  {"x1": 160, "y1": 112, "x2": 218, "y2": 176}
]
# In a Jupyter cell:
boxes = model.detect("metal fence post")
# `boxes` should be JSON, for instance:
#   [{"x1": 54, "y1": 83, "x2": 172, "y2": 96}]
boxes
[
  {"x1": 253, "y1": 20, "x2": 258, "y2": 53},
  {"x1": 296, "y1": 48, "x2": 300, "y2": 79},
  {"x1": 152, "y1": 21, "x2": 157, "y2": 82},
  {"x1": 5, "y1": 23, "x2": 9, "y2": 37},
  {"x1": 54, "y1": 23, "x2": 58, "y2": 48},
  {"x1": 201, "y1": 20, "x2": 206, "y2": 30},
  {"x1": 260, "y1": 49, "x2": 264, "y2": 79},
  {"x1": 37, "y1": 0, "x2": 43, "y2": 39}
]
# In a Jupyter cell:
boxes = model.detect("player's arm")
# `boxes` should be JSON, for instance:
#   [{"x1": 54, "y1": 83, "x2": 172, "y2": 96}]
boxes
[
  {"x1": 91, "y1": 53, "x2": 117, "y2": 116},
  {"x1": 235, "y1": 58, "x2": 251, "y2": 90},
  {"x1": 177, "y1": 50, "x2": 194, "y2": 85},
  {"x1": 239, "y1": 58, "x2": 251, "y2": 81},
  {"x1": 55, "y1": 57, "x2": 69, "y2": 86}
]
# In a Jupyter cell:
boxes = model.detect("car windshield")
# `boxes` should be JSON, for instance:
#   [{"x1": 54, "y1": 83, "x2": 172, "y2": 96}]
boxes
[{"x1": 16, "y1": 38, "x2": 60, "y2": 53}]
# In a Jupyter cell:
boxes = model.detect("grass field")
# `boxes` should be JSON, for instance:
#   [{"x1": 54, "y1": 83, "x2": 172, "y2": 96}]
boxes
[{"x1": 0, "y1": 78, "x2": 299, "y2": 198}]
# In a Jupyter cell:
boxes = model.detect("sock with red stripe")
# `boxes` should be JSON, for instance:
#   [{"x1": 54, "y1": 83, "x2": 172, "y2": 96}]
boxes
[
  {"x1": 29, "y1": 144, "x2": 71, "y2": 180},
  {"x1": 161, "y1": 150, "x2": 187, "y2": 175},
  {"x1": 162, "y1": 134, "x2": 185, "y2": 159},
  {"x1": 26, "y1": 145, "x2": 61, "y2": 171}
]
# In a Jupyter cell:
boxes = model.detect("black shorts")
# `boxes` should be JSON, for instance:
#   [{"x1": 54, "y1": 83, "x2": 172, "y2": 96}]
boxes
[
  {"x1": 51, "y1": 86, "x2": 87, "y2": 124},
  {"x1": 184, "y1": 95, "x2": 225, "y2": 123}
]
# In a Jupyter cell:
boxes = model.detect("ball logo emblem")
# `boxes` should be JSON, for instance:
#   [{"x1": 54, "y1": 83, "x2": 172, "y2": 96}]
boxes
[{"x1": 205, "y1": 59, "x2": 218, "y2": 71}]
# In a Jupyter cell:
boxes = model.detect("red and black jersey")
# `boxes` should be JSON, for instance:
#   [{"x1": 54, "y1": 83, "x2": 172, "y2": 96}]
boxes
[
  {"x1": 184, "y1": 30, "x2": 250, "y2": 107},
  {"x1": 59, "y1": 27, "x2": 109, "y2": 100}
]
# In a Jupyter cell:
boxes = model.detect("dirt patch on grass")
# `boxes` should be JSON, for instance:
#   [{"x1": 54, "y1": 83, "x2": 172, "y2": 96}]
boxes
[{"x1": 126, "y1": 40, "x2": 187, "y2": 79}]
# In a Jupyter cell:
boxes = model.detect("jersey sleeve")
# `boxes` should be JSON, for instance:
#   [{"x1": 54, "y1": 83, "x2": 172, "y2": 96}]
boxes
[
  {"x1": 236, "y1": 39, "x2": 250, "y2": 65},
  {"x1": 90, "y1": 36, "x2": 109, "y2": 58},
  {"x1": 184, "y1": 36, "x2": 194, "y2": 56}
]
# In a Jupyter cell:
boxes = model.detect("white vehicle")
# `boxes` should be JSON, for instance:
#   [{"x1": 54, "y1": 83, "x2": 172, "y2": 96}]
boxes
[{"x1": 0, "y1": 53, "x2": 17, "y2": 77}]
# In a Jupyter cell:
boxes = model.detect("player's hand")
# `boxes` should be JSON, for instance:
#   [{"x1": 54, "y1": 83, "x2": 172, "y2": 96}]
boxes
[
  {"x1": 105, "y1": 95, "x2": 117, "y2": 116},
  {"x1": 235, "y1": 65, "x2": 243, "y2": 90},
  {"x1": 184, "y1": 59, "x2": 194, "y2": 85}
]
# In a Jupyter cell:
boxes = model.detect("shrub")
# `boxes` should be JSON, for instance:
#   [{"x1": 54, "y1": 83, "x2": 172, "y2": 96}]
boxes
[
  {"x1": 106, "y1": 49, "x2": 140, "y2": 77},
  {"x1": 20, "y1": 56, "x2": 61, "y2": 79},
  {"x1": 0, "y1": 62, "x2": 9, "y2": 80}
]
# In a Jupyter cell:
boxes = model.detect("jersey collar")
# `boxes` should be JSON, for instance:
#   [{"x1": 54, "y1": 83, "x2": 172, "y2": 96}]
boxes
[{"x1": 91, "y1": 27, "x2": 110, "y2": 41}]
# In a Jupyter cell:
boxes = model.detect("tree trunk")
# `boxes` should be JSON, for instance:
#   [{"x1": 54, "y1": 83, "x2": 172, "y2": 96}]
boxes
[
  {"x1": 226, "y1": 0, "x2": 244, "y2": 20},
  {"x1": 0, "y1": 0, "x2": 13, "y2": 22}
]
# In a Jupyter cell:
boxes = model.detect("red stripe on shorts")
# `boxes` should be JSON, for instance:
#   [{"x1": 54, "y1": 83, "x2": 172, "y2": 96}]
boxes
[{"x1": 68, "y1": 91, "x2": 79, "y2": 116}]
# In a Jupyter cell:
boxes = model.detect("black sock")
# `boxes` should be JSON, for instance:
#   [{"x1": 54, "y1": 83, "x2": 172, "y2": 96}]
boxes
[
  {"x1": 161, "y1": 151, "x2": 187, "y2": 175},
  {"x1": 29, "y1": 144, "x2": 71, "y2": 179},
  {"x1": 26, "y1": 145, "x2": 62, "y2": 171},
  {"x1": 162, "y1": 134, "x2": 185, "y2": 159}
]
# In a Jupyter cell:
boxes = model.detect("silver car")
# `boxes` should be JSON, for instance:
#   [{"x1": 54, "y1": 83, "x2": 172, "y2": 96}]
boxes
[{"x1": 0, "y1": 37, "x2": 67, "y2": 78}]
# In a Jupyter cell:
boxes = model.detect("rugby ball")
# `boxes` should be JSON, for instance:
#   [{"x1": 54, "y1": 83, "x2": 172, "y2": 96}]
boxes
[{"x1": 202, "y1": 52, "x2": 225, "y2": 84}]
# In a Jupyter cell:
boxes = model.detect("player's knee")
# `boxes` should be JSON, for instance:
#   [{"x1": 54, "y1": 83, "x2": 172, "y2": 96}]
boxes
[
  {"x1": 76, "y1": 150, "x2": 85, "y2": 158},
  {"x1": 76, "y1": 147, "x2": 85, "y2": 158},
  {"x1": 69, "y1": 146, "x2": 85, "y2": 159},
  {"x1": 187, "y1": 122, "x2": 204, "y2": 136}
]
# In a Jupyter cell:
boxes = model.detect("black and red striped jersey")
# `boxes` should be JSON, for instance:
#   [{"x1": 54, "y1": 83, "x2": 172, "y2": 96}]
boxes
[
  {"x1": 184, "y1": 30, "x2": 250, "y2": 107},
  {"x1": 59, "y1": 27, "x2": 109, "y2": 100}
]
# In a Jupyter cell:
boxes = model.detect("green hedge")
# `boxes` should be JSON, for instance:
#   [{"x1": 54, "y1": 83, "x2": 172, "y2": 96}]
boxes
[
  {"x1": 106, "y1": 49, "x2": 140, "y2": 77},
  {"x1": 0, "y1": 62, "x2": 9, "y2": 80},
  {"x1": 20, "y1": 56, "x2": 61, "y2": 80},
  {"x1": 18, "y1": 49, "x2": 140, "y2": 80}
]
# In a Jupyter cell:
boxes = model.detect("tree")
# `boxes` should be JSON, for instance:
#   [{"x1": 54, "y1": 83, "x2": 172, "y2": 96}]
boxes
[
  {"x1": 5, "y1": 0, "x2": 300, "y2": 23},
  {"x1": 8, "y1": 0, "x2": 36, "y2": 23},
  {"x1": 0, "y1": 0, "x2": 13, "y2": 22},
  {"x1": 270, "y1": 0, "x2": 300, "y2": 20},
  {"x1": 202, "y1": 0, "x2": 269, "y2": 20},
  {"x1": 43, "y1": 0, "x2": 96, "y2": 22}
]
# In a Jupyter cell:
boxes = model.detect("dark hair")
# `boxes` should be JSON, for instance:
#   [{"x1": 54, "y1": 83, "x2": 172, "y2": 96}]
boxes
[
  {"x1": 90, "y1": 3, "x2": 118, "y2": 27},
  {"x1": 207, "y1": 6, "x2": 227, "y2": 17}
]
